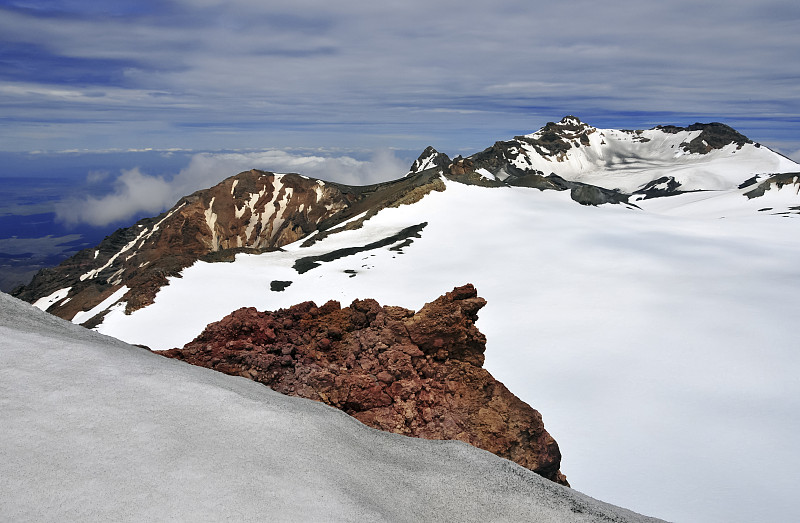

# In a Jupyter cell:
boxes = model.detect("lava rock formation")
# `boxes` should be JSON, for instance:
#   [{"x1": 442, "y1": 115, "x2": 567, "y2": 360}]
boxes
[{"x1": 161, "y1": 284, "x2": 568, "y2": 485}]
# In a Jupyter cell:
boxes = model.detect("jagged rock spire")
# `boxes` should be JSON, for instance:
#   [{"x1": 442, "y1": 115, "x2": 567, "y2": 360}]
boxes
[{"x1": 409, "y1": 146, "x2": 451, "y2": 174}]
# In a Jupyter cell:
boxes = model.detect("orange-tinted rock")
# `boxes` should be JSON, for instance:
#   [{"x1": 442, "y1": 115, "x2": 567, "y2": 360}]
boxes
[{"x1": 161, "y1": 284, "x2": 568, "y2": 485}]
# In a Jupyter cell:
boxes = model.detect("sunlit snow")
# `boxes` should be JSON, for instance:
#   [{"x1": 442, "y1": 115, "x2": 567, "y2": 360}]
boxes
[
  {"x1": 514, "y1": 127, "x2": 796, "y2": 193},
  {"x1": 0, "y1": 292, "x2": 662, "y2": 522},
  {"x1": 72, "y1": 285, "x2": 128, "y2": 325},
  {"x1": 97, "y1": 178, "x2": 800, "y2": 523},
  {"x1": 32, "y1": 286, "x2": 71, "y2": 311}
]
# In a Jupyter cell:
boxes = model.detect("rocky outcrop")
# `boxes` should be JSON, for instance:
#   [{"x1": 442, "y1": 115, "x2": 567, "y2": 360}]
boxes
[
  {"x1": 632, "y1": 176, "x2": 686, "y2": 200},
  {"x1": 514, "y1": 115, "x2": 596, "y2": 159},
  {"x1": 742, "y1": 172, "x2": 800, "y2": 215},
  {"x1": 655, "y1": 122, "x2": 752, "y2": 153},
  {"x1": 743, "y1": 172, "x2": 800, "y2": 199},
  {"x1": 161, "y1": 284, "x2": 568, "y2": 486},
  {"x1": 468, "y1": 116, "x2": 597, "y2": 176},
  {"x1": 408, "y1": 146, "x2": 451, "y2": 174}
]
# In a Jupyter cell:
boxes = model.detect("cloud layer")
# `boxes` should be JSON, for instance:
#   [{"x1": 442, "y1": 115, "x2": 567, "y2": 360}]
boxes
[
  {"x1": 0, "y1": 1, "x2": 798, "y2": 156},
  {"x1": 55, "y1": 149, "x2": 409, "y2": 226}
]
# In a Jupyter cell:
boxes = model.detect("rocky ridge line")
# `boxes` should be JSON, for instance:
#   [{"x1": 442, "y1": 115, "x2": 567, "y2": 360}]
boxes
[
  {"x1": 161, "y1": 284, "x2": 568, "y2": 486},
  {"x1": 14, "y1": 168, "x2": 444, "y2": 325}
]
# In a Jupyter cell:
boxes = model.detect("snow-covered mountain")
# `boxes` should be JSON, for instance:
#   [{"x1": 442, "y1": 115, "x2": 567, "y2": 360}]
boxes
[
  {"x1": 17, "y1": 116, "x2": 798, "y2": 326},
  {"x1": 0, "y1": 291, "x2": 662, "y2": 522},
  {"x1": 13, "y1": 116, "x2": 800, "y2": 522}
]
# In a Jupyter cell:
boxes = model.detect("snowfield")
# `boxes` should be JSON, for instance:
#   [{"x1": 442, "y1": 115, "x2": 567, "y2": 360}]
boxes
[
  {"x1": 514, "y1": 126, "x2": 797, "y2": 193},
  {"x1": 0, "y1": 291, "x2": 662, "y2": 522},
  {"x1": 95, "y1": 177, "x2": 800, "y2": 522}
]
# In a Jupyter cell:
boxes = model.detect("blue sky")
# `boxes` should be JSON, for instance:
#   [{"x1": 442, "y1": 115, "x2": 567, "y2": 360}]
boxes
[
  {"x1": 1, "y1": 0, "x2": 799, "y2": 156},
  {"x1": 1, "y1": 0, "x2": 799, "y2": 232}
]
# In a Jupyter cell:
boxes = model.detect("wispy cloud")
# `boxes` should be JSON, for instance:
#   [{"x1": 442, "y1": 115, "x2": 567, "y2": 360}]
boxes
[
  {"x1": 0, "y1": 1, "x2": 798, "y2": 154},
  {"x1": 54, "y1": 149, "x2": 409, "y2": 226},
  {"x1": 55, "y1": 167, "x2": 174, "y2": 227}
]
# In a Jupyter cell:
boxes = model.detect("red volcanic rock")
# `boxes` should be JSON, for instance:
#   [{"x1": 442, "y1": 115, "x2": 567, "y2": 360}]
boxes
[{"x1": 160, "y1": 284, "x2": 568, "y2": 485}]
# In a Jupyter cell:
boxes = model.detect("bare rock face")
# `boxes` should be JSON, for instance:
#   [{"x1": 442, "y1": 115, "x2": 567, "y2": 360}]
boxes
[{"x1": 161, "y1": 284, "x2": 568, "y2": 486}]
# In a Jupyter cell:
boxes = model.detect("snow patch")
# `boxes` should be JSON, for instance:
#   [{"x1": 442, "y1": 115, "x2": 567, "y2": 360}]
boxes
[
  {"x1": 32, "y1": 287, "x2": 71, "y2": 311},
  {"x1": 476, "y1": 168, "x2": 496, "y2": 181},
  {"x1": 313, "y1": 185, "x2": 326, "y2": 203},
  {"x1": 71, "y1": 286, "x2": 129, "y2": 325},
  {"x1": 80, "y1": 227, "x2": 150, "y2": 282},
  {"x1": 204, "y1": 197, "x2": 219, "y2": 251}
]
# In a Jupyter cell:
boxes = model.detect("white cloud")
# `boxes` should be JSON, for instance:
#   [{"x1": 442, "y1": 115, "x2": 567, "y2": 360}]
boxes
[
  {"x1": 55, "y1": 168, "x2": 174, "y2": 227},
  {"x1": 1, "y1": 1, "x2": 799, "y2": 154},
  {"x1": 54, "y1": 149, "x2": 409, "y2": 227},
  {"x1": 86, "y1": 170, "x2": 110, "y2": 184}
]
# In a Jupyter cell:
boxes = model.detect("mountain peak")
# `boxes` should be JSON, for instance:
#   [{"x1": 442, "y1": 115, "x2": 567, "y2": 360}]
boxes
[
  {"x1": 409, "y1": 146, "x2": 451, "y2": 174},
  {"x1": 558, "y1": 115, "x2": 586, "y2": 127}
]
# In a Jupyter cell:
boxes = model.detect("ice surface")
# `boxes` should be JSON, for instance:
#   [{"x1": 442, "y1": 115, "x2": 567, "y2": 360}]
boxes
[
  {"x1": 95, "y1": 179, "x2": 800, "y2": 522},
  {"x1": 0, "y1": 292, "x2": 661, "y2": 522}
]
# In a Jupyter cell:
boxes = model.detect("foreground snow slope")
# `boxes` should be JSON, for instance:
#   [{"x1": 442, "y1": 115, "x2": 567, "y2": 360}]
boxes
[
  {"x1": 0, "y1": 292, "x2": 660, "y2": 522},
  {"x1": 98, "y1": 179, "x2": 800, "y2": 523}
]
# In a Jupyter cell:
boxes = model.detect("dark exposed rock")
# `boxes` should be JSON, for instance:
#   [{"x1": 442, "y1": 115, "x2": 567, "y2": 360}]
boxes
[
  {"x1": 569, "y1": 184, "x2": 628, "y2": 206},
  {"x1": 270, "y1": 280, "x2": 293, "y2": 292},
  {"x1": 448, "y1": 156, "x2": 475, "y2": 176},
  {"x1": 743, "y1": 172, "x2": 800, "y2": 199},
  {"x1": 160, "y1": 284, "x2": 568, "y2": 486},
  {"x1": 293, "y1": 222, "x2": 427, "y2": 274},
  {"x1": 655, "y1": 122, "x2": 752, "y2": 153},
  {"x1": 738, "y1": 174, "x2": 762, "y2": 189},
  {"x1": 632, "y1": 176, "x2": 686, "y2": 200}
]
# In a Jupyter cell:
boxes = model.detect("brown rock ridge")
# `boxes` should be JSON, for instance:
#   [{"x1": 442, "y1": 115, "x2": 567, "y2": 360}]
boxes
[
  {"x1": 160, "y1": 284, "x2": 568, "y2": 486},
  {"x1": 14, "y1": 168, "x2": 444, "y2": 325}
]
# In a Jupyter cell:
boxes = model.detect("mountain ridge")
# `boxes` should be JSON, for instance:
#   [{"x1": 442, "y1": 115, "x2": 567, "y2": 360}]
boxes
[{"x1": 14, "y1": 116, "x2": 799, "y2": 331}]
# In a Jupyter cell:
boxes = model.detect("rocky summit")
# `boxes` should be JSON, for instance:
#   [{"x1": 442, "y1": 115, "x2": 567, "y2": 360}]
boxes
[{"x1": 161, "y1": 284, "x2": 568, "y2": 486}]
